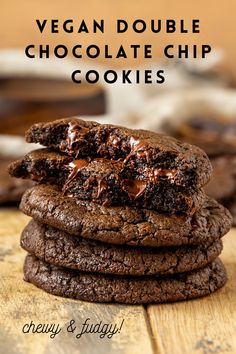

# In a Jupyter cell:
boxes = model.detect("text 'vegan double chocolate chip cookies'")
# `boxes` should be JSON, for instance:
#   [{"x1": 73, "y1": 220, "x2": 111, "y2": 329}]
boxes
[{"x1": 9, "y1": 118, "x2": 232, "y2": 304}]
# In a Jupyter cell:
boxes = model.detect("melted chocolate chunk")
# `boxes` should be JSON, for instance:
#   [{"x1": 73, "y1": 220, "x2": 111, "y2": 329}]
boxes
[
  {"x1": 63, "y1": 159, "x2": 89, "y2": 193},
  {"x1": 9, "y1": 148, "x2": 206, "y2": 214},
  {"x1": 143, "y1": 167, "x2": 178, "y2": 184},
  {"x1": 25, "y1": 118, "x2": 212, "y2": 188},
  {"x1": 123, "y1": 137, "x2": 150, "y2": 163},
  {"x1": 62, "y1": 122, "x2": 89, "y2": 154},
  {"x1": 122, "y1": 179, "x2": 147, "y2": 199}
]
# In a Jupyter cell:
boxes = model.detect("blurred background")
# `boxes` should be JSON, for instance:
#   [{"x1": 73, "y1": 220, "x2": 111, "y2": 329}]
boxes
[{"x1": 1, "y1": 0, "x2": 236, "y2": 224}]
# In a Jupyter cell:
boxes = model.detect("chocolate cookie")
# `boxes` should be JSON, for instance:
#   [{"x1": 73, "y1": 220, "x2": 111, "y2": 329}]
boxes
[
  {"x1": 220, "y1": 195, "x2": 236, "y2": 225},
  {"x1": 20, "y1": 185, "x2": 232, "y2": 247},
  {"x1": 228, "y1": 200, "x2": 236, "y2": 225},
  {"x1": 9, "y1": 148, "x2": 205, "y2": 214},
  {"x1": 173, "y1": 116, "x2": 236, "y2": 156},
  {"x1": 21, "y1": 220, "x2": 223, "y2": 276},
  {"x1": 25, "y1": 118, "x2": 212, "y2": 188},
  {"x1": 204, "y1": 156, "x2": 236, "y2": 200},
  {"x1": 0, "y1": 158, "x2": 33, "y2": 204},
  {"x1": 23, "y1": 255, "x2": 227, "y2": 304}
]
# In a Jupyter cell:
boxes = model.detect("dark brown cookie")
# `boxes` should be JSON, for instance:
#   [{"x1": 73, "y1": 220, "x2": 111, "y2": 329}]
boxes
[
  {"x1": 228, "y1": 200, "x2": 236, "y2": 225},
  {"x1": 203, "y1": 156, "x2": 236, "y2": 226},
  {"x1": 172, "y1": 116, "x2": 236, "y2": 156},
  {"x1": 21, "y1": 220, "x2": 223, "y2": 276},
  {"x1": 220, "y1": 195, "x2": 236, "y2": 226},
  {"x1": 204, "y1": 155, "x2": 236, "y2": 200},
  {"x1": 23, "y1": 255, "x2": 227, "y2": 304},
  {"x1": 20, "y1": 184, "x2": 232, "y2": 247},
  {"x1": 25, "y1": 118, "x2": 212, "y2": 188},
  {"x1": 9, "y1": 148, "x2": 205, "y2": 214},
  {"x1": 0, "y1": 158, "x2": 33, "y2": 204}
]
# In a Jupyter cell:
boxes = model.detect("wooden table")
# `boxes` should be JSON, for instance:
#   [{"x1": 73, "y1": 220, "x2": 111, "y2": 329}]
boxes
[{"x1": 0, "y1": 209, "x2": 235, "y2": 354}]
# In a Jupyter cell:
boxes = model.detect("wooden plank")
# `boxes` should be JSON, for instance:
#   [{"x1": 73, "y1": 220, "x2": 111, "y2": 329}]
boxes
[
  {"x1": 0, "y1": 210, "x2": 155, "y2": 354},
  {"x1": 147, "y1": 229, "x2": 236, "y2": 354}
]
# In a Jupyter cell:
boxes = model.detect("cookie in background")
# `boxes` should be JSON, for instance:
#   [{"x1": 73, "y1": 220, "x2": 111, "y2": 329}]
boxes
[{"x1": 170, "y1": 113, "x2": 236, "y2": 225}]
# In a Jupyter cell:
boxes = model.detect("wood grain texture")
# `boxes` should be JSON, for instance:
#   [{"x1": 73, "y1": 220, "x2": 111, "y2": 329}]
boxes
[
  {"x1": 0, "y1": 210, "x2": 155, "y2": 354},
  {"x1": 148, "y1": 229, "x2": 236, "y2": 354}
]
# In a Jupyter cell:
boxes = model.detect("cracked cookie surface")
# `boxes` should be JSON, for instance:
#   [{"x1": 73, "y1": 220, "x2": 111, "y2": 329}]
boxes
[
  {"x1": 20, "y1": 184, "x2": 232, "y2": 247},
  {"x1": 21, "y1": 220, "x2": 223, "y2": 276},
  {"x1": 23, "y1": 255, "x2": 227, "y2": 304}
]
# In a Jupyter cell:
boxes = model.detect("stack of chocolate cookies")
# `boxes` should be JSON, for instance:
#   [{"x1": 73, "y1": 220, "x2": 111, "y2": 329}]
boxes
[{"x1": 9, "y1": 118, "x2": 232, "y2": 304}]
